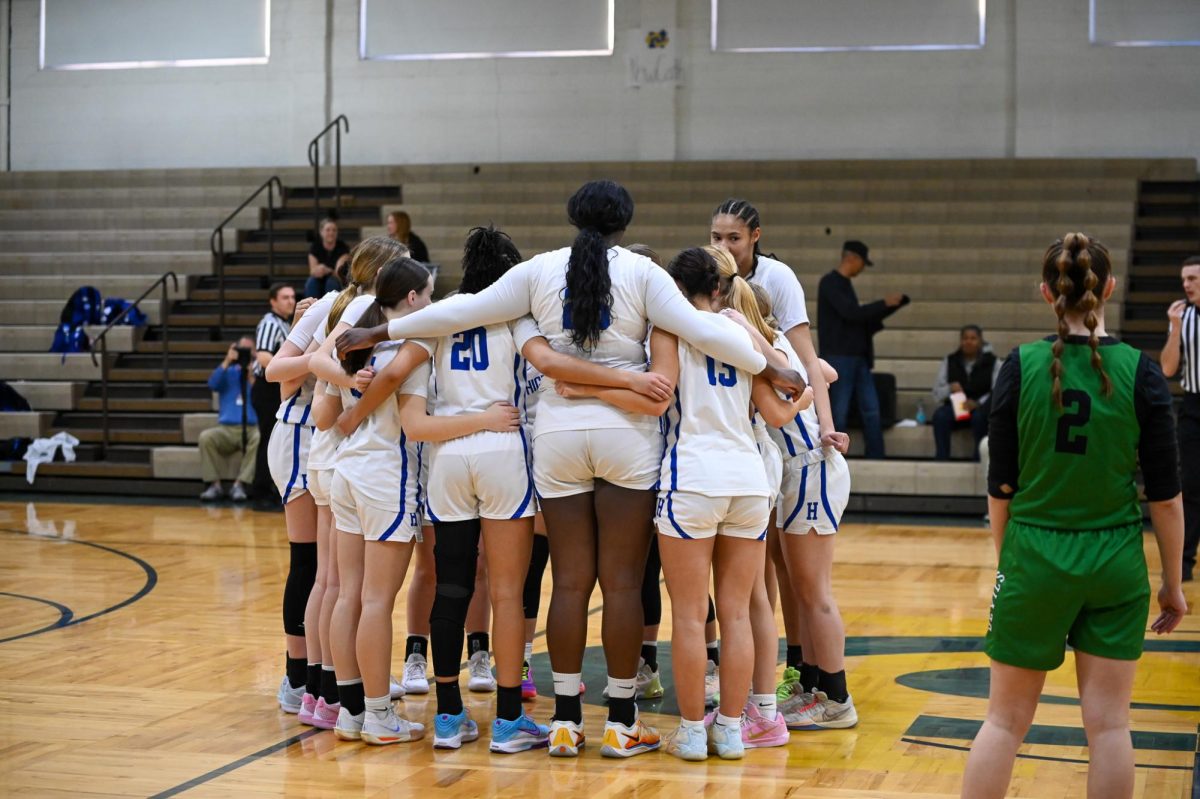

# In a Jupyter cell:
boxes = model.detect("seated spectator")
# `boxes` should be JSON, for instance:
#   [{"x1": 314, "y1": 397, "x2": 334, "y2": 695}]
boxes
[
  {"x1": 386, "y1": 210, "x2": 430, "y2": 263},
  {"x1": 930, "y1": 325, "x2": 998, "y2": 460},
  {"x1": 306, "y1": 218, "x2": 350, "y2": 298},
  {"x1": 199, "y1": 336, "x2": 260, "y2": 501}
]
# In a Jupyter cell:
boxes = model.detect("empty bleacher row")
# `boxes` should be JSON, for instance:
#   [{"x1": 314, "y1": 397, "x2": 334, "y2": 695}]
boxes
[{"x1": 1, "y1": 158, "x2": 1194, "y2": 509}]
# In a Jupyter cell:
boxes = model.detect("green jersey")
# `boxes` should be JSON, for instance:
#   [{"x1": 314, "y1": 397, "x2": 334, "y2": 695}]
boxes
[{"x1": 1008, "y1": 337, "x2": 1142, "y2": 530}]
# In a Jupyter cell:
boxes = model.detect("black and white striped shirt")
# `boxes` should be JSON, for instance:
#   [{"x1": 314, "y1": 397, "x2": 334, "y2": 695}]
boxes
[
  {"x1": 1182, "y1": 304, "x2": 1198, "y2": 394},
  {"x1": 254, "y1": 312, "x2": 291, "y2": 377}
]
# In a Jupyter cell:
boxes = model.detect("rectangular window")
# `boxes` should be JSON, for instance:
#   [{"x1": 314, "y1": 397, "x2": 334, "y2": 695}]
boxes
[
  {"x1": 1089, "y1": 0, "x2": 1200, "y2": 47},
  {"x1": 711, "y1": 0, "x2": 986, "y2": 53},
  {"x1": 40, "y1": 0, "x2": 270, "y2": 71},
  {"x1": 359, "y1": 0, "x2": 613, "y2": 61}
]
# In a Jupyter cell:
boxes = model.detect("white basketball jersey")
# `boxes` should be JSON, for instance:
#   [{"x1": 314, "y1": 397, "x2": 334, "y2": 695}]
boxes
[
  {"x1": 766, "y1": 332, "x2": 822, "y2": 459},
  {"x1": 511, "y1": 315, "x2": 545, "y2": 434},
  {"x1": 285, "y1": 289, "x2": 340, "y2": 352},
  {"x1": 524, "y1": 246, "x2": 662, "y2": 436},
  {"x1": 306, "y1": 322, "x2": 348, "y2": 471},
  {"x1": 659, "y1": 315, "x2": 768, "y2": 497},
  {"x1": 414, "y1": 321, "x2": 523, "y2": 418},
  {"x1": 333, "y1": 341, "x2": 427, "y2": 510}
]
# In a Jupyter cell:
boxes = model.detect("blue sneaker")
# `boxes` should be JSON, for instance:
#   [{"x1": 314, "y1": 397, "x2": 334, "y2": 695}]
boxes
[
  {"x1": 490, "y1": 713, "x2": 550, "y2": 753},
  {"x1": 433, "y1": 709, "x2": 480, "y2": 750}
]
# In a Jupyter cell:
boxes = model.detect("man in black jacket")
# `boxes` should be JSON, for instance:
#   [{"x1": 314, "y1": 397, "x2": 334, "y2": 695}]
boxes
[
  {"x1": 817, "y1": 241, "x2": 909, "y2": 458},
  {"x1": 930, "y1": 325, "x2": 998, "y2": 460}
]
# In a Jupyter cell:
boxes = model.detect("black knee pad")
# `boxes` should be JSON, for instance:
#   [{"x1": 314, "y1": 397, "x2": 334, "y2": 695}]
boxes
[
  {"x1": 283, "y1": 542, "x2": 317, "y2": 636},
  {"x1": 706, "y1": 594, "x2": 716, "y2": 625},
  {"x1": 641, "y1": 537, "x2": 662, "y2": 626},
  {"x1": 523, "y1": 534, "x2": 550, "y2": 620},
  {"x1": 430, "y1": 520, "x2": 480, "y2": 676}
]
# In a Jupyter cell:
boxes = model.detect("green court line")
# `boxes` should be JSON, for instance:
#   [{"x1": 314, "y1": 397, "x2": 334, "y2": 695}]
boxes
[{"x1": 905, "y1": 715, "x2": 1196, "y2": 752}]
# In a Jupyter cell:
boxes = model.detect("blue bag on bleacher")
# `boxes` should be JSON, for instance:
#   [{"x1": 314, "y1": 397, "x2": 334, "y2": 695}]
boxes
[
  {"x1": 49, "y1": 286, "x2": 102, "y2": 358},
  {"x1": 101, "y1": 298, "x2": 148, "y2": 327}
]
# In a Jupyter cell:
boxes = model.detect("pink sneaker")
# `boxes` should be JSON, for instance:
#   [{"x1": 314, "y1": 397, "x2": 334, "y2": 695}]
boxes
[
  {"x1": 521, "y1": 662, "x2": 537, "y2": 701},
  {"x1": 297, "y1": 693, "x2": 318, "y2": 726},
  {"x1": 311, "y1": 697, "x2": 341, "y2": 730},
  {"x1": 741, "y1": 703, "x2": 789, "y2": 748}
]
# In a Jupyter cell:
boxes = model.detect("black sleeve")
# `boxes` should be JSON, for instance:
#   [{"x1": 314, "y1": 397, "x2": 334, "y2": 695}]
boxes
[
  {"x1": 335, "y1": 240, "x2": 350, "y2": 260},
  {"x1": 1134, "y1": 353, "x2": 1180, "y2": 501},
  {"x1": 308, "y1": 241, "x2": 321, "y2": 258},
  {"x1": 409, "y1": 232, "x2": 430, "y2": 263},
  {"x1": 987, "y1": 348, "x2": 1022, "y2": 499}
]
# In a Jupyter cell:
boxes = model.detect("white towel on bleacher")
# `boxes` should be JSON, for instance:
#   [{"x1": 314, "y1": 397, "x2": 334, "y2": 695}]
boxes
[{"x1": 23, "y1": 431, "x2": 80, "y2": 484}]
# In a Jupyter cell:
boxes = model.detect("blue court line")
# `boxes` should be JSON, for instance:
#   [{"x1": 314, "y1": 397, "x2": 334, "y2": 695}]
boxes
[
  {"x1": 0, "y1": 591, "x2": 74, "y2": 643},
  {"x1": 900, "y1": 737, "x2": 1193, "y2": 772},
  {"x1": 147, "y1": 729, "x2": 323, "y2": 798},
  {"x1": 0, "y1": 529, "x2": 158, "y2": 644}
]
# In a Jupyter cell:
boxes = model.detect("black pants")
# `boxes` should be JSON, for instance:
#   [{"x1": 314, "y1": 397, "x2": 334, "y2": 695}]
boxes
[
  {"x1": 251, "y1": 377, "x2": 281, "y2": 503},
  {"x1": 1180, "y1": 395, "x2": 1200, "y2": 574},
  {"x1": 932, "y1": 402, "x2": 989, "y2": 461}
]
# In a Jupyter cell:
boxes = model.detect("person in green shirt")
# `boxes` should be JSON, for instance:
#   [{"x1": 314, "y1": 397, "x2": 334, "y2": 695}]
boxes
[{"x1": 961, "y1": 233, "x2": 1188, "y2": 799}]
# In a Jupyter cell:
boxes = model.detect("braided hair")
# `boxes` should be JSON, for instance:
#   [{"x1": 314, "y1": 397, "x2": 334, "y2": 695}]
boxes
[
  {"x1": 564, "y1": 180, "x2": 633, "y2": 350},
  {"x1": 1041, "y1": 233, "x2": 1113, "y2": 408},
  {"x1": 712, "y1": 198, "x2": 777, "y2": 275},
  {"x1": 459, "y1": 225, "x2": 522, "y2": 295}
]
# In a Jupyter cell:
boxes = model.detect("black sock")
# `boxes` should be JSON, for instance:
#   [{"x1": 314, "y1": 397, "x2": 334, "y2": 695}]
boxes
[
  {"x1": 786, "y1": 644, "x2": 804, "y2": 670},
  {"x1": 818, "y1": 669, "x2": 849, "y2": 703},
  {"x1": 339, "y1": 681, "x2": 365, "y2": 716},
  {"x1": 436, "y1": 681, "x2": 464, "y2": 716},
  {"x1": 286, "y1": 655, "x2": 306, "y2": 689},
  {"x1": 554, "y1": 692, "x2": 582, "y2": 724},
  {"x1": 707, "y1": 643, "x2": 720, "y2": 667},
  {"x1": 320, "y1": 669, "x2": 339, "y2": 705},
  {"x1": 467, "y1": 632, "x2": 489, "y2": 657},
  {"x1": 497, "y1": 685, "x2": 523, "y2": 721},
  {"x1": 641, "y1": 643, "x2": 658, "y2": 672},
  {"x1": 305, "y1": 664, "x2": 321, "y2": 696},
  {"x1": 406, "y1": 635, "x2": 427, "y2": 659},
  {"x1": 800, "y1": 662, "x2": 820, "y2": 694},
  {"x1": 608, "y1": 696, "x2": 636, "y2": 727}
]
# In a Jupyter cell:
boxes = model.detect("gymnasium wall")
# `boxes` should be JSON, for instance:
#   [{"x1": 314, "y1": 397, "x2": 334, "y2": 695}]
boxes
[{"x1": 6, "y1": 0, "x2": 1200, "y2": 170}]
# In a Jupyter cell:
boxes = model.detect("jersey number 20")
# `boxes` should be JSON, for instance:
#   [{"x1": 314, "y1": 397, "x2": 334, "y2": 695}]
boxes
[
  {"x1": 1055, "y1": 389, "x2": 1091, "y2": 456},
  {"x1": 705, "y1": 357, "x2": 737, "y2": 387},
  {"x1": 450, "y1": 327, "x2": 489, "y2": 371}
]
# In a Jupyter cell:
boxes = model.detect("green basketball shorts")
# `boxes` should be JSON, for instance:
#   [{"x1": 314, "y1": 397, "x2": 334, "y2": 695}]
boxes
[{"x1": 985, "y1": 520, "x2": 1149, "y2": 671}]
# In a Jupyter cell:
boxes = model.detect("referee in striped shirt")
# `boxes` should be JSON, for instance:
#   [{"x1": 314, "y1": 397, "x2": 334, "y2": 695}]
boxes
[
  {"x1": 250, "y1": 283, "x2": 295, "y2": 510},
  {"x1": 1160, "y1": 255, "x2": 1200, "y2": 581}
]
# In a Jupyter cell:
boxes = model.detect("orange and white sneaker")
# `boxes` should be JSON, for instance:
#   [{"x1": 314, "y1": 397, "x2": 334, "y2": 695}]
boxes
[
  {"x1": 548, "y1": 719, "x2": 586, "y2": 757},
  {"x1": 600, "y1": 715, "x2": 660, "y2": 758}
]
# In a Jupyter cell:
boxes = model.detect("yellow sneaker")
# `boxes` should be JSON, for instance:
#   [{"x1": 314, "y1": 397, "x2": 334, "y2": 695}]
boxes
[
  {"x1": 600, "y1": 716, "x2": 661, "y2": 758},
  {"x1": 548, "y1": 719, "x2": 585, "y2": 757}
]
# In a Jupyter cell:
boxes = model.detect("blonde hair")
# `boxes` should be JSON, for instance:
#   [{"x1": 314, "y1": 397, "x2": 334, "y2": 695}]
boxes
[
  {"x1": 326, "y1": 236, "x2": 409, "y2": 334},
  {"x1": 748, "y1": 283, "x2": 780, "y2": 331},
  {"x1": 1041, "y1": 233, "x2": 1113, "y2": 408},
  {"x1": 704, "y1": 245, "x2": 775, "y2": 342}
]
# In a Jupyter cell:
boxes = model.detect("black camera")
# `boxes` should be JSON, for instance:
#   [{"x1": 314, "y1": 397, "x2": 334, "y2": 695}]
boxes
[{"x1": 235, "y1": 346, "x2": 253, "y2": 368}]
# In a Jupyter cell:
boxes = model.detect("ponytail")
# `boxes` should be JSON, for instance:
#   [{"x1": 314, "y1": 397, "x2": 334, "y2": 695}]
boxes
[
  {"x1": 563, "y1": 181, "x2": 633, "y2": 350},
  {"x1": 326, "y1": 236, "x2": 408, "y2": 335},
  {"x1": 705, "y1": 244, "x2": 775, "y2": 342},
  {"x1": 1042, "y1": 232, "x2": 1113, "y2": 408},
  {"x1": 459, "y1": 224, "x2": 522, "y2": 295},
  {"x1": 340, "y1": 256, "x2": 430, "y2": 376}
]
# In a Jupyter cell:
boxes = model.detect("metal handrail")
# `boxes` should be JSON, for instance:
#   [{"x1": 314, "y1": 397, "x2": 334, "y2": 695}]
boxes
[
  {"x1": 89, "y1": 271, "x2": 180, "y2": 457},
  {"x1": 210, "y1": 176, "x2": 284, "y2": 329},
  {"x1": 307, "y1": 114, "x2": 350, "y2": 232}
]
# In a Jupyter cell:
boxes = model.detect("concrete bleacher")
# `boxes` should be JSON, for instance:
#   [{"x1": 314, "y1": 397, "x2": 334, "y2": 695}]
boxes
[{"x1": 1, "y1": 158, "x2": 1192, "y2": 506}]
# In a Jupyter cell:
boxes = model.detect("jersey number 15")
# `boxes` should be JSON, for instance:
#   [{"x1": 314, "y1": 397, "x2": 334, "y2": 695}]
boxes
[{"x1": 705, "y1": 357, "x2": 737, "y2": 388}]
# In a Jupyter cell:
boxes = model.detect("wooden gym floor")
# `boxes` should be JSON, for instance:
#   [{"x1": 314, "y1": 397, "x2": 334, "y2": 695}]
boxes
[{"x1": 0, "y1": 499, "x2": 1195, "y2": 798}]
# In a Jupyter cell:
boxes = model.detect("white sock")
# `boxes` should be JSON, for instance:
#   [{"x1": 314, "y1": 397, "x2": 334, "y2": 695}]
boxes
[
  {"x1": 322, "y1": 665, "x2": 335, "y2": 673},
  {"x1": 606, "y1": 674, "x2": 637, "y2": 700},
  {"x1": 552, "y1": 671, "x2": 581, "y2": 696},
  {"x1": 524, "y1": 642, "x2": 534, "y2": 661},
  {"x1": 680, "y1": 717, "x2": 705, "y2": 730},
  {"x1": 364, "y1": 694, "x2": 390, "y2": 720},
  {"x1": 752, "y1": 693, "x2": 778, "y2": 721},
  {"x1": 716, "y1": 712, "x2": 740, "y2": 728}
]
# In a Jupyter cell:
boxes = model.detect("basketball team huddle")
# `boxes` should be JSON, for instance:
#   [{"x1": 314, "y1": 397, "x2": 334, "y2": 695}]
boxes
[{"x1": 260, "y1": 180, "x2": 1187, "y2": 774}]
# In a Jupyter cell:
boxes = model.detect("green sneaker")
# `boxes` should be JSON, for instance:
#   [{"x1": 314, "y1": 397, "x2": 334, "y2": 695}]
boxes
[{"x1": 775, "y1": 666, "x2": 802, "y2": 702}]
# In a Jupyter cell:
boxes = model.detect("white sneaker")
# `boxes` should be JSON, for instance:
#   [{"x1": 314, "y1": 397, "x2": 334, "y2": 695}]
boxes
[
  {"x1": 708, "y1": 717, "x2": 745, "y2": 760},
  {"x1": 602, "y1": 658, "x2": 664, "y2": 700},
  {"x1": 785, "y1": 692, "x2": 858, "y2": 730},
  {"x1": 547, "y1": 718, "x2": 586, "y2": 758},
  {"x1": 467, "y1": 650, "x2": 496, "y2": 692},
  {"x1": 361, "y1": 706, "x2": 425, "y2": 745},
  {"x1": 703, "y1": 661, "x2": 719, "y2": 707},
  {"x1": 401, "y1": 653, "x2": 430, "y2": 694},
  {"x1": 389, "y1": 674, "x2": 405, "y2": 700},
  {"x1": 277, "y1": 676, "x2": 304, "y2": 714},
  {"x1": 334, "y1": 707, "x2": 365, "y2": 740}
]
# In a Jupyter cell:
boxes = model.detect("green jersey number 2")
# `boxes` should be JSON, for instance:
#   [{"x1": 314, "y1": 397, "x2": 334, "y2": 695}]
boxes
[{"x1": 1055, "y1": 389, "x2": 1092, "y2": 455}]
